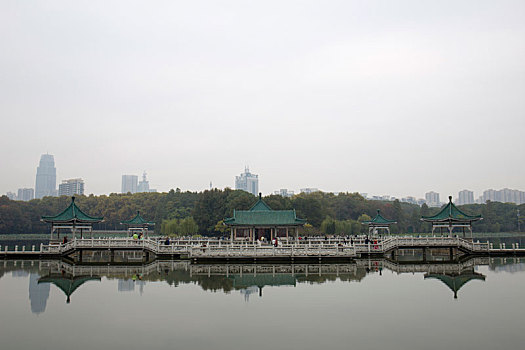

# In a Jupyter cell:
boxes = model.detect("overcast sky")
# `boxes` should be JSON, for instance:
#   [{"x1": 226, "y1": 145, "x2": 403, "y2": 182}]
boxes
[{"x1": 1, "y1": 0, "x2": 524, "y2": 200}]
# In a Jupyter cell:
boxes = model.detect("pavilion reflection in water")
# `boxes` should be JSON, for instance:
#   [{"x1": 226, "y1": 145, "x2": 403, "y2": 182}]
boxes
[
  {"x1": 3, "y1": 257, "x2": 515, "y2": 312},
  {"x1": 424, "y1": 269, "x2": 486, "y2": 299},
  {"x1": 38, "y1": 274, "x2": 101, "y2": 303}
]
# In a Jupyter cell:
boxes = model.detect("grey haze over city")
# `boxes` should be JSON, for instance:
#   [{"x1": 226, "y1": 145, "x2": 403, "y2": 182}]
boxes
[{"x1": 1, "y1": 0, "x2": 524, "y2": 199}]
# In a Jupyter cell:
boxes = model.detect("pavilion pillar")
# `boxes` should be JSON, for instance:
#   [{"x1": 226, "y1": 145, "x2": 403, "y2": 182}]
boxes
[
  {"x1": 286, "y1": 228, "x2": 289, "y2": 240},
  {"x1": 230, "y1": 228, "x2": 234, "y2": 243},
  {"x1": 270, "y1": 228, "x2": 274, "y2": 241}
]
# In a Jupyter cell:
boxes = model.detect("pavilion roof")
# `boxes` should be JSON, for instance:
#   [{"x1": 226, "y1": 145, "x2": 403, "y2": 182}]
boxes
[
  {"x1": 41, "y1": 197, "x2": 103, "y2": 224},
  {"x1": 362, "y1": 210, "x2": 397, "y2": 225},
  {"x1": 121, "y1": 211, "x2": 155, "y2": 226},
  {"x1": 424, "y1": 271, "x2": 485, "y2": 299},
  {"x1": 38, "y1": 275, "x2": 101, "y2": 303},
  {"x1": 421, "y1": 196, "x2": 482, "y2": 222},
  {"x1": 224, "y1": 194, "x2": 306, "y2": 226}
]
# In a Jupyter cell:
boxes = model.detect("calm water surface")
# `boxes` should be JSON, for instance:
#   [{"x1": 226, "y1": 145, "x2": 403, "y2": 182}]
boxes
[{"x1": 1, "y1": 257, "x2": 524, "y2": 350}]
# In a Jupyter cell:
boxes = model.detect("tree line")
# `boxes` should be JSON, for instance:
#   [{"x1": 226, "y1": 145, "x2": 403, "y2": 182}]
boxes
[{"x1": 0, "y1": 189, "x2": 523, "y2": 235}]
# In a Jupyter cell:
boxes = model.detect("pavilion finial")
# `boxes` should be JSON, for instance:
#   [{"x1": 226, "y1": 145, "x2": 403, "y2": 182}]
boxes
[
  {"x1": 377, "y1": 209, "x2": 380, "y2": 214},
  {"x1": 71, "y1": 196, "x2": 75, "y2": 202},
  {"x1": 449, "y1": 196, "x2": 453, "y2": 202},
  {"x1": 259, "y1": 192, "x2": 262, "y2": 200},
  {"x1": 137, "y1": 210, "x2": 140, "y2": 215}
]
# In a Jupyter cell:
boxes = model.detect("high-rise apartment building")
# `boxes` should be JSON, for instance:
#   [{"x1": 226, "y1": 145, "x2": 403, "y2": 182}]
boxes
[
  {"x1": 300, "y1": 188, "x2": 319, "y2": 194},
  {"x1": 137, "y1": 172, "x2": 150, "y2": 193},
  {"x1": 235, "y1": 167, "x2": 258, "y2": 196},
  {"x1": 122, "y1": 175, "x2": 138, "y2": 194},
  {"x1": 457, "y1": 190, "x2": 474, "y2": 205},
  {"x1": 6, "y1": 192, "x2": 17, "y2": 200},
  {"x1": 482, "y1": 188, "x2": 525, "y2": 204},
  {"x1": 58, "y1": 178, "x2": 84, "y2": 196},
  {"x1": 17, "y1": 188, "x2": 34, "y2": 201},
  {"x1": 425, "y1": 191, "x2": 440, "y2": 207},
  {"x1": 274, "y1": 189, "x2": 295, "y2": 197},
  {"x1": 35, "y1": 154, "x2": 57, "y2": 199}
]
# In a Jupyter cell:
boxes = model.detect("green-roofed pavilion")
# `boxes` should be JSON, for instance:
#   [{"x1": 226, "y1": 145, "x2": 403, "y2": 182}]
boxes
[
  {"x1": 41, "y1": 197, "x2": 103, "y2": 239},
  {"x1": 421, "y1": 196, "x2": 482, "y2": 237},
  {"x1": 120, "y1": 211, "x2": 155, "y2": 237},
  {"x1": 424, "y1": 269, "x2": 486, "y2": 299},
  {"x1": 224, "y1": 193, "x2": 306, "y2": 242},
  {"x1": 362, "y1": 209, "x2": 397, "y2": 235}
]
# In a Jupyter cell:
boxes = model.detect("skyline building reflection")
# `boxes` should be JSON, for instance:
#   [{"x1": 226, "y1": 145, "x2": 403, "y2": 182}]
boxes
[{"x1": 29, "y1": 273, "x2": 49, "y2": 314}]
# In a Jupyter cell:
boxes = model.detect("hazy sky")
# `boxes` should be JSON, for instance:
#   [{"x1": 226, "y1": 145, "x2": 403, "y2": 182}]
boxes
[{"x1": 1, "y1": 0, "x2": 524, "y2": 199}]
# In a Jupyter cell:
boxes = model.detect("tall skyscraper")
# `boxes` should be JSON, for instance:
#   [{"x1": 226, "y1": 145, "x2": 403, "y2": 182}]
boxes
[
  {"x1": 122, "y1": 175, "x2": 138, "y2": 194},
  {"x1": 137, "y1": 171, "x2": 150, "y2": 193},
  {"x1": 235, "y1": 167, "x2": 259, "y2": 196},
  {"x1": 35, "y1": 154, "x2": 57, "y2": 199},
  {"x1": 58, "y1": 178, "x2": 84, "y2": 196},
  {"x1": 457, "y1": 190, "x2": 474, "y2": 205},
  {"x1": 425, "y1": 191, "x2": 440, "y2": 207},
  {"x1": 17, "y1": 188, "x2": 34, "y2": 201}
]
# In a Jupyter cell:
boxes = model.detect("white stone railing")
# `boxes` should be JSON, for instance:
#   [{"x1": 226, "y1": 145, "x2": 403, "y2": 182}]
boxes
[
  {"x1": 188, "y1": 244, "x2": 356, "y2": 257},
  {"x1": 38, "y1": 236, "x2": 494, "y2": 257}
]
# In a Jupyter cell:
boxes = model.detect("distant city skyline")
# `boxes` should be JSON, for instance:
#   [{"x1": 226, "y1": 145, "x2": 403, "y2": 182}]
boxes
[{"x1": 3, "y1": 155, "x2": 525, "y2": 204}]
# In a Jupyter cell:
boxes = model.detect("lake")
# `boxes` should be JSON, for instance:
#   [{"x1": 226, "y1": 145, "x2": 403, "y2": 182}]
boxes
[{"x1": 1, "y1": 257, "x2": 524, "y2": 350}]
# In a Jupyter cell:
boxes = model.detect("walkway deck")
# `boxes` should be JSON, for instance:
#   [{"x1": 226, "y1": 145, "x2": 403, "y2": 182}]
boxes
[{"x1": 1, "y1": 236, "x2": 524, "y2": 260}]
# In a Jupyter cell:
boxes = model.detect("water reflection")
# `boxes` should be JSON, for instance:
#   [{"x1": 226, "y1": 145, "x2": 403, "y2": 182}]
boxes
[
  {"x1": 38, "y1": 275, "x2": 100, "y2": 304},
  {"x1": 424, "y1": 269, "x2": 485, "y2": 299},
  {"x1": 29, "y1": 273, "x2": 49, "y2": 314},
  {"x1": 2, "y1": 256, "x2": 525, "y2": 314}
]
